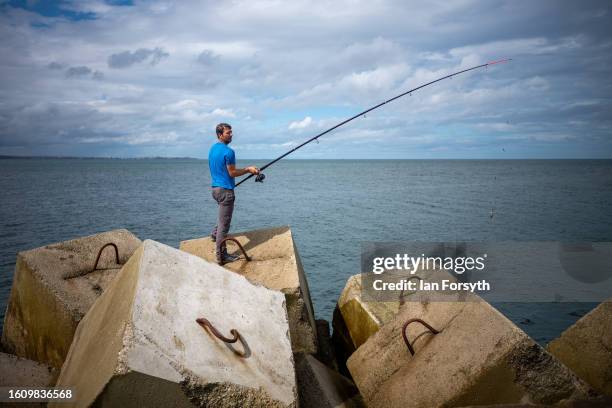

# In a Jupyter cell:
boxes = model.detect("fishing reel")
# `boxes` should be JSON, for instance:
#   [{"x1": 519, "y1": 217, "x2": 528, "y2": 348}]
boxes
[{"x1": 255, "y1": 173, "x2": 266, "y2": 183}]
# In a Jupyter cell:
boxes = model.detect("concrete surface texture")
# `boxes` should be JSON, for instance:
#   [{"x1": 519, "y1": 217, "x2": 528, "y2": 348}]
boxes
[
  {"x1": 180, "y1": 226, "x2": 318, "y2": 354},
  {"x1": 0, "y1": 352, "x2": 57, "y2": 407},
  {"x1": 1, "y1": 229, "x2": 141, "y2": 368},
  {"x1": 332, "y1": 274, "x2": 398, "y2": 353},
  {"x1": 314, "y1": 319, "x2": 338, "y2": 370},
  {"x1": 347, "y1": 295, "x2": 592, "y2": 408},
  {"x1": 456, "y1": 397, "x2": 612, "y2": 408},
  {"x1": 295, "y1": 353, "x2": 364, "y2": 408},
  {"x1": 0, "y1": 351, "x2": 56, "y2": 386},
  {"x1": 332, "y1": 268, "x2": 456, "y2": 362},
  {"x1": 52, "y1": 239, "x2": 296, "y2": 408},
  {"x1": 547, "y1": 299, "x2": 612, "y2": 396}
]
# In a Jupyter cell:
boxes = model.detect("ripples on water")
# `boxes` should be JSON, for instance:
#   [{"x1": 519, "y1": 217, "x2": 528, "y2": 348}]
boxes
[{"x1": 1, "y1": 158, "x2": 611, "y2": 343}]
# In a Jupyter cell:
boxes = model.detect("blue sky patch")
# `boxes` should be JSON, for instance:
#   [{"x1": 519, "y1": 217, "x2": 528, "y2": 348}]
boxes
[{"x1": 6, "y1": 0, "x2": 97, "y2": 20}]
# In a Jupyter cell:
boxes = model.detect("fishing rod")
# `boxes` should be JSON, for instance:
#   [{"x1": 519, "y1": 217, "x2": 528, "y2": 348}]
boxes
[{"x1": 236, "y1": 58, "x2": 511, "y2": 187}]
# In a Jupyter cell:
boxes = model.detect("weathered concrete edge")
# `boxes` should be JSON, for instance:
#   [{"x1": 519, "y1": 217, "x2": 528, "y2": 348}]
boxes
[
  {"x1": 547, "y1": 300, "x2": 612, "y2": 397},
  {"x1": 51, "y1": 244, "x2": 144, "y2": 408},
  {"x1": 1, "y1": 255, "x2": 76, "y2": 368},
  {"x1": 289, "y1": 227, "x2": 319, "y2": 353}
]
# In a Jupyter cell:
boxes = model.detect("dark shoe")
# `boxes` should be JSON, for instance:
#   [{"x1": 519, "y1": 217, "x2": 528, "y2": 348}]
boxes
[{"x1": 217, "y1": 253, "x2": 240, "y2": 265}]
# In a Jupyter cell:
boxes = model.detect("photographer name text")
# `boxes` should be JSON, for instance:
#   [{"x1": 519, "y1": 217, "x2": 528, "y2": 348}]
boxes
[{"x1": 372, "y1": 278, "x2": 490, "y2": 292}]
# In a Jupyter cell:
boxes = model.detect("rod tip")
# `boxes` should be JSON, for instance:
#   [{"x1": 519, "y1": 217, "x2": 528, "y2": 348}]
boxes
[{"x1": 487, "y1": 58, "x2": 512, "y2": 65}]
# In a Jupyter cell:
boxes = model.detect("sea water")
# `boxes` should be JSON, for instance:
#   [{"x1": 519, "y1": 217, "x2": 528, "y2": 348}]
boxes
[{"x1": 1, "y1": 158, "x2": 611, "y2": 343}]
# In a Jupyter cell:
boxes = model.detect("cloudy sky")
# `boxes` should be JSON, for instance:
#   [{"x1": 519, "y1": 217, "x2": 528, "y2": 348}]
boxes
[{"x1": 0, "y1": 0, "x2": 611, "y2": 159}]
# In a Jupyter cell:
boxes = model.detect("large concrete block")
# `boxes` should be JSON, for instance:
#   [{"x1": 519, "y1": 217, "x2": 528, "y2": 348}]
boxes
[
  {"x1": 347, "y1": 296, "x2": 592, "y2": 408},
  {"x1": 332, "y1": 269, "x2": 456, "y2": 374},
  {"x1": 0, "y1": 352, "x2": 57, "y2": 408},
  {"x1": 1, "y1": 229, "x2": 141, "y2": 368},
  {"x1": 315, "y1": 319, "x2": 338, "y2": 371},
  {"x1": 295, "y1": 354, "x2": 364, "y2": 408},
  {"x1": 52, "y1": 240, "x2": 296, "y2": 408},
  {"x1": 0, "y1": 351, "x2": 56, "y2": 387},
  {"x1": 180, "y1": 226, "x2": 318, "y2": 354},
  {"x1": 547, "y1": 299, "x2": 612, "y2": 396},
  {"x1": 332, "y1": 274, "x2": 398, "y2": 355}
]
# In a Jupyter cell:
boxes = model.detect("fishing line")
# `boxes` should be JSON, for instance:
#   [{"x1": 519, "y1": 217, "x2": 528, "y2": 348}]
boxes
[{"x1": 236, "y1": 58, "x2": 512, "y2": 187}]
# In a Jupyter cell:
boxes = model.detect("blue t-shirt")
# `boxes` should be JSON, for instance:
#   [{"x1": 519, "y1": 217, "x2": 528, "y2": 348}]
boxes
[{"x1": 209, "y1": 142, "x2": 236, "y2": 189}]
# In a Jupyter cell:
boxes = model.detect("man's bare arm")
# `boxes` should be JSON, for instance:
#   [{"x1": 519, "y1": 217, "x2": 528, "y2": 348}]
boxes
[{"x1": 227, "y1": 164, "x2": 259, "y2": 178}]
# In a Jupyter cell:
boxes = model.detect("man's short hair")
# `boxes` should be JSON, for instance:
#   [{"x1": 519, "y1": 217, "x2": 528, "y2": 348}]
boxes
[{"x1": 216, "y1": 123, "x2": 232, "y2": 137}]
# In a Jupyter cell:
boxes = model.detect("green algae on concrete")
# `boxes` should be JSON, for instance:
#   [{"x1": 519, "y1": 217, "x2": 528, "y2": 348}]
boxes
[
  {"x1": 1, "y1": 229, "x2": 141, "y2": 368},
  {"x1": 52, "y1": 240, "x2": 297, "y2": 408},
  {"x1": 180, "y1": 226, "x2": 318, "y2": 355},
  {"x1": 547, "y1": 299, "x2": 612, "y2": 397},
  {"x1": 332, "y1": 274, "x2": 399, "y2": 353}
]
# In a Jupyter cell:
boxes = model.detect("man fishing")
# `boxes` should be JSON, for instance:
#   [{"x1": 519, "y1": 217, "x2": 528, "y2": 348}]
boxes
[
  {"x1": 209, "y1": 123, "x2": 259, "y2": 265},
  {"x1": 209, "y1": 62, "x2": 510, "y2": 260},
  {"x1": 234, "y1": 59, "x2": 511, "y2": 188}
]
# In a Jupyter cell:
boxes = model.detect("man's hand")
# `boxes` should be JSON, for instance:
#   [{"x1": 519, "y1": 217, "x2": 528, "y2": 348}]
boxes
[{"x1": 227, "y1": 164, "x2": 260, "y2": 177}]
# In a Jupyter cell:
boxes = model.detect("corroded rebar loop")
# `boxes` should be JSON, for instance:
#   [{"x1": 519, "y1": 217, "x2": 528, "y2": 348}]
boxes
[
  {"x1": 402, "y1": 318, "x2": 441, "y2": 356},
  {"x1": 92, "y1": 243, "x2": 121, "y2": 271},
  {"x1": 196, "y1": 318, "x2": 240, "y2": 344},
  {"x1": 398, "y1": 276, "x2": 423, "y2": 305},
  {"x1": 219, "y1": 237, "x2": 251, "y2": 261}
]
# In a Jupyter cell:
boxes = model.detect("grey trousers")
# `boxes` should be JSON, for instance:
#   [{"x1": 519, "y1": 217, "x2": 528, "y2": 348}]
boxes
[{"x1": 211, "y1": 187, "x2": 235, "y2": 258}]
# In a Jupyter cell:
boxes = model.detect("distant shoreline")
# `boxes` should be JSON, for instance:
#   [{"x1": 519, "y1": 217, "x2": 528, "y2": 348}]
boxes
[
  {"x1": 0, "y1": 155, "x2": 199, "y2": 160},
  {"x1": 1, "y1": 156, "x2": 611, "y2": 161}
]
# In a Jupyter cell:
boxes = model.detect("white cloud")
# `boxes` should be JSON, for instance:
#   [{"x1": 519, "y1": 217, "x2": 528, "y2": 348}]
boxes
[
  {"x1": 0, "y1": 0, "x2": 611, "y2": 158},
  {"x1": 164, "y1": 99, "x2": 200, "y2": 111},
  {"x1": 340, "y1": 63, "x2": 410, "y2": 92},
  {"x1": 524, "y1": 76, "x2": 549, "y2": 91},
  {"x1": 126, "y1": 131, "x2": 179, "y2": 145},
  {"x1": 474, "y1": 122, "x2": 515, "y2": 132},
  {"x1": 500, "y1": 132, "x2": 576, "y2": 142},
  {"x1": 449, "y1": 36, "x2": 584, "y2": 60},
  {"x1": 288, "y1": 116, "x2": 312, "y2": 130},
  {"x1": 210, "y1": 108, "x2": 236, "y2": 118}
]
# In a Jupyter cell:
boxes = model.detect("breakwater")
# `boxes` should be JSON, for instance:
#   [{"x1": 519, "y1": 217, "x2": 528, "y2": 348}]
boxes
[{"x1": 0, "y1": 227, "x2": 610, "y2": 406}]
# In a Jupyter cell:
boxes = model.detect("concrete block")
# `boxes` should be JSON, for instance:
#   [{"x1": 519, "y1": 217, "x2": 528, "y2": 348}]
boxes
[
  {"x1": 295, "y1": 354, "x2": 364, "y2": 408},
  {"x1": 315, "y1": 319, "x2": 337, "y2": 371},
  {"x1": 347, "y1": 296, "x2": 592, "y2": 408},
  {"x1": 1, "y1": 229, "x2": 141, "y2": 368},
  {"x1": 332, "y1": 274, "x2": 398, "y2": 354},
  {"x1": 547, "y1": 299, "x2": 612, "y2": 396},
  {"x1": 0, "y1": 352, "x2": 57, "y2": 408},
  {"x1": 52, "y1": 240, "x2": 296, "y2": 408},
  {"x1": 331, "y1": 268, "x2": 456, "y2": 374},
  {"x1": 180, "y1": 226, "x2": 318, "y2": 354},
  {"x1": 0, "y1": 351, "x2": 56, "y2": 387},
  {"x1": 456, "y1": 397, "x2": 612, "y2": 408}
]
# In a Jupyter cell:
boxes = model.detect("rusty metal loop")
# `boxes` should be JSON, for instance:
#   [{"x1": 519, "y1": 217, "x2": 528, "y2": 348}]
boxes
[
  {"x1": 196, "y1": 318, "x2": 239, "y2": 343},
  {"x1": 92, "y1": 243, "x2": 121, "y2": 272},
  {"x1": 219, "y1": 237, "x2": 251, "y2": 261},
  {"x1": 402, "y1": 318, "x2": 441, "y2": 356},
  {"x1": 398, "y1": 275, "x2": 423, "y2": 305}
]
